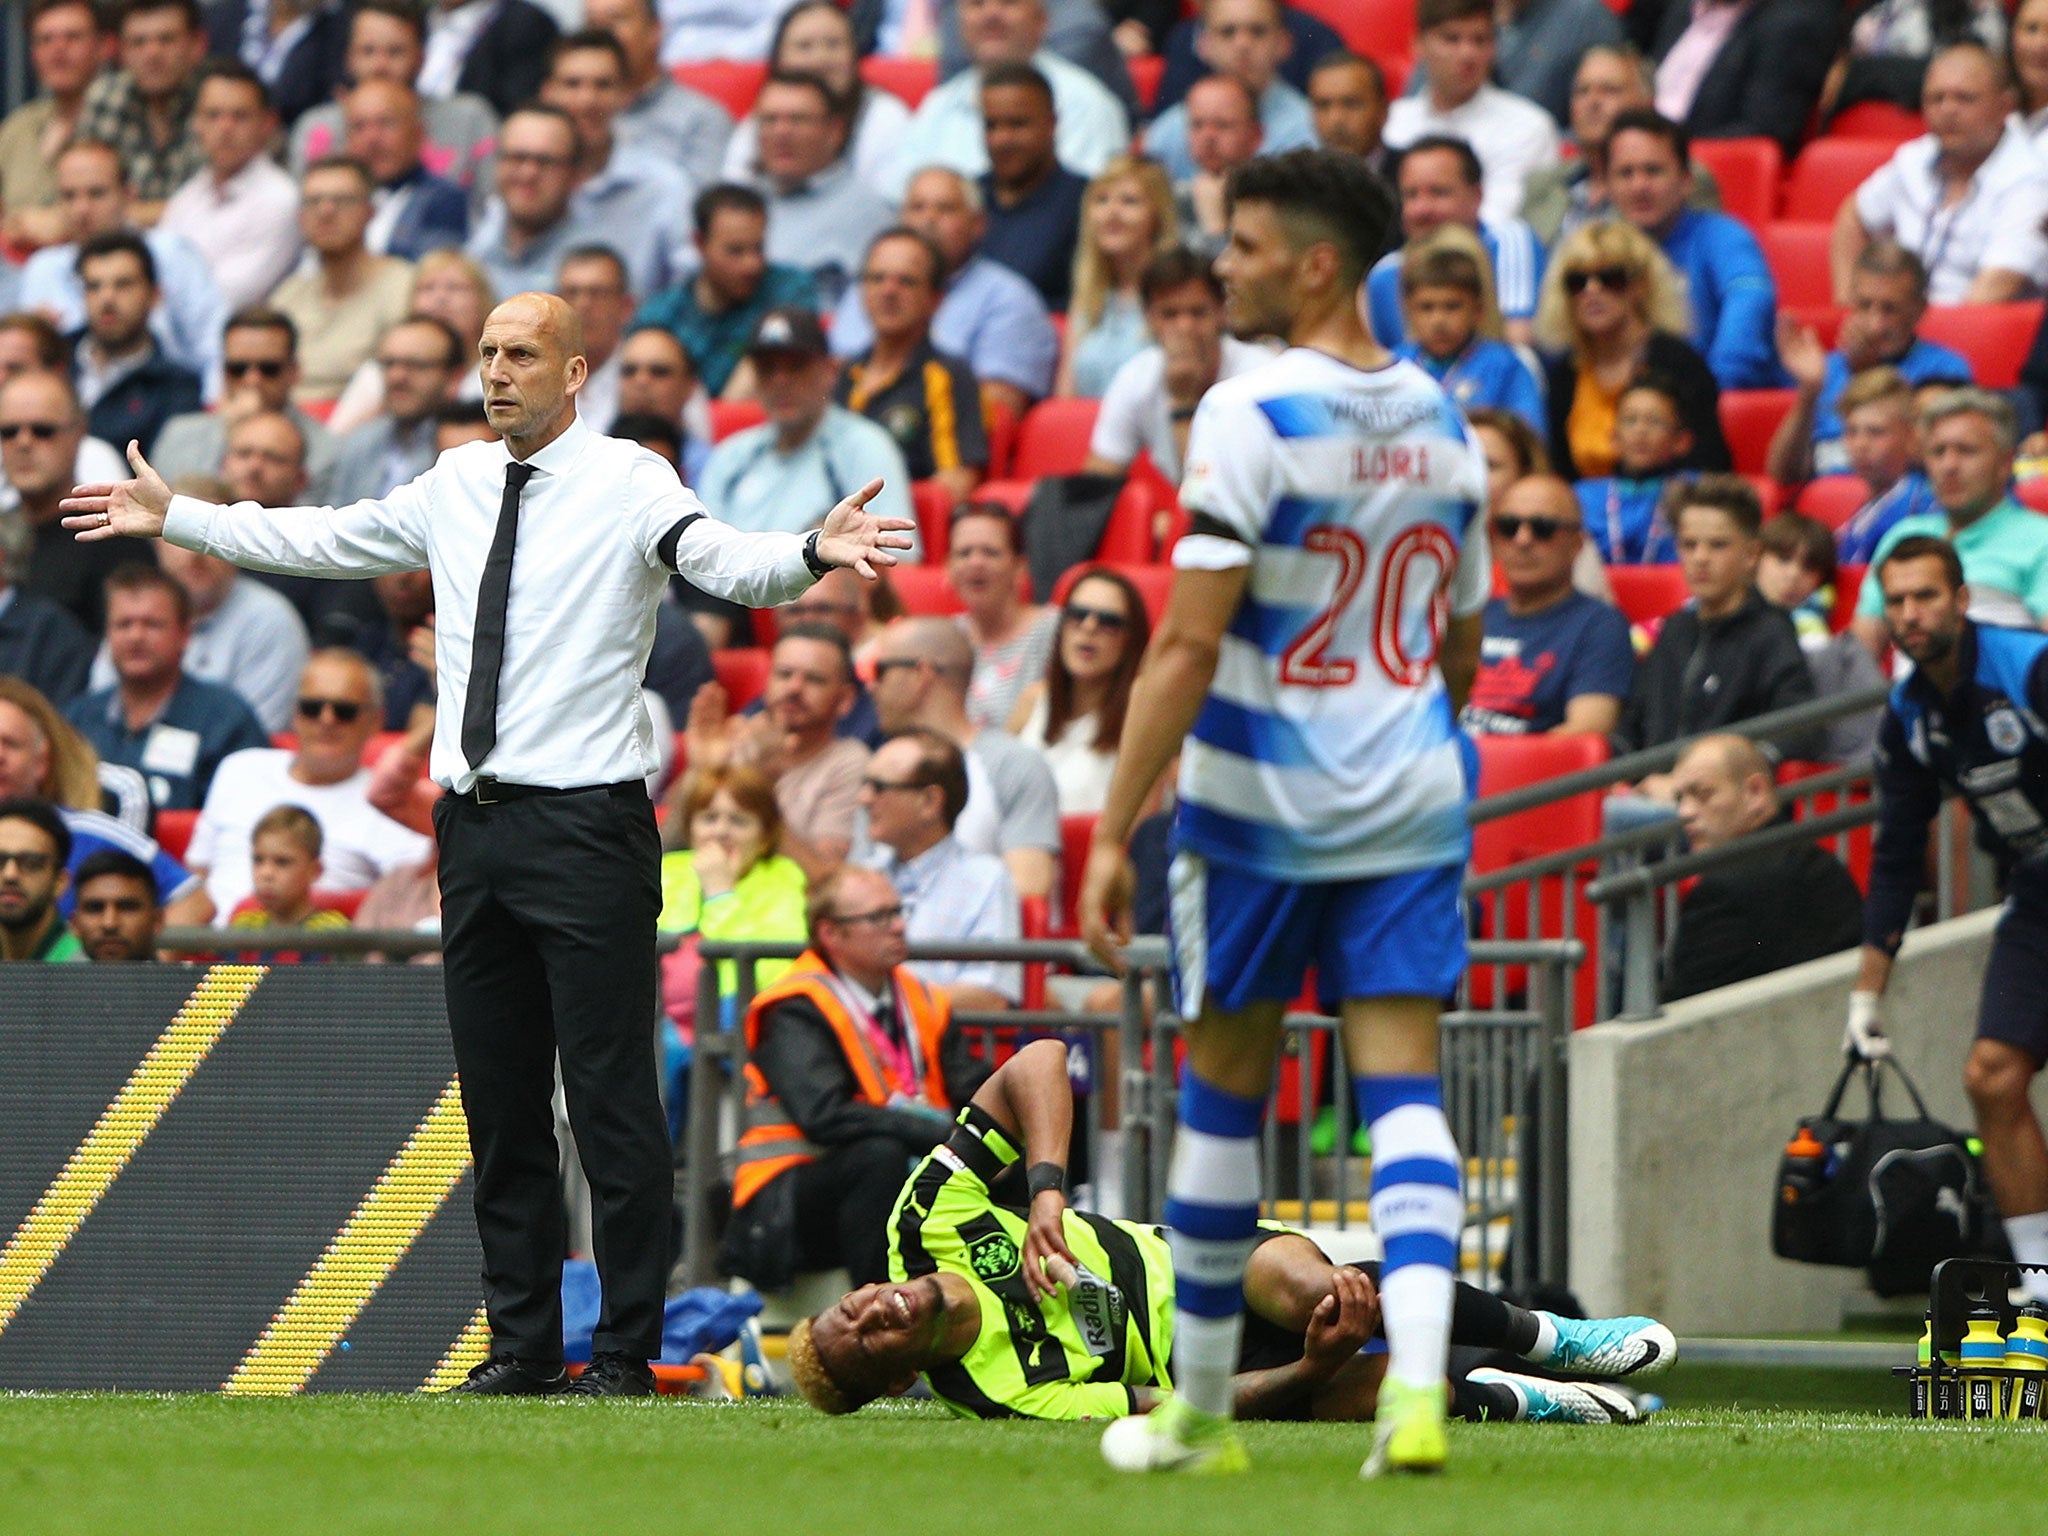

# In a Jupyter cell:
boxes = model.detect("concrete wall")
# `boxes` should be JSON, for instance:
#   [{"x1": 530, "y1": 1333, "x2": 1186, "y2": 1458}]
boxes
[{"x1": 1568, "y1": 908, "x2": 2035, "y2": 1334}]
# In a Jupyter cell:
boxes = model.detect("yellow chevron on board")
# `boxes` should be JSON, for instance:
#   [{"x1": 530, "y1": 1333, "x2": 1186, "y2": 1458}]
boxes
[
  {"x1": 421, "y1": 1307, "x2": 493, "y2": 1392},
  {"x1": 0, "y1": 965, "x2": 264, "y2": 1336},
  {"x1": 225, "y1": 1078, "x2": 471, "y2": 1394}
]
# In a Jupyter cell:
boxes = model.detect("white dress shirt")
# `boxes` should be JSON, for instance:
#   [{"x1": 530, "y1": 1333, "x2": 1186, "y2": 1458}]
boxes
[
  {"x1": 162, "y1": 412, "x2": 820, "y2": 793},
  {"x1": 1854, "y1": 121, "x2": 2048, "y2": 304},
  {"x1": 1383, "y1": 85, "x2": 1562, "y2": 228}
]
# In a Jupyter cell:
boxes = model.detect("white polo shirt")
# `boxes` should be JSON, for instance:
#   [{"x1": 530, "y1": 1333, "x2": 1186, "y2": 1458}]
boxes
[
  {"x1": 1854, "y1": 121, "x2": 2048, "y2": 304},
  {"x1": 1089, "y1": 335, "x2": 1279, "y2": 484},
  {"x1": 1383, "y1": 85, "x2": 1562, "y2": 228}
]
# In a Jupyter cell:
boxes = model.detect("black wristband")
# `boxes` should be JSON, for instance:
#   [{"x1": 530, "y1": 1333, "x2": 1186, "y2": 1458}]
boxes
[
  {"x1": 1026, "y1": 1162, "x2": 1065, "y2": 1200},
  {"x1": 801, "y1": 528, "x2": 830, "y2": 578}
]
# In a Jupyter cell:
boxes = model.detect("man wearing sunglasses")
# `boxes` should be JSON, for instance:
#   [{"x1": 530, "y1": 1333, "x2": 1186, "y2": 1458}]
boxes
[
  {"x1": 151, "y1": 308, "x2": 338, "y2": 497},
  {"x1": 720, "y1": 863, "x2": 988, "y2": 1294},
  {"x1": 1463, "y1": 475, "x2": 1634, "y2": 738},
  {"x1": 181, "y1": 648, "x2": 431, "y2": 925},
  {"x1": 0, "y1": 797, "x2": 84, "y2": 963}
]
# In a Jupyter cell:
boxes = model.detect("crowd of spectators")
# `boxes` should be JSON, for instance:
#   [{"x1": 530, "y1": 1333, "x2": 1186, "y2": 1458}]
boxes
[{"x1": 2, "y1": 0, "x2": 2047, "y2": 1090}]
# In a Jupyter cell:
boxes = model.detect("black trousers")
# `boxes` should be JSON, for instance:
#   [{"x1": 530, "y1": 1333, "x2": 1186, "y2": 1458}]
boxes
[
  {"x1": 789, "y1": 1137, "x2": 912, "y2": 1286},
  {"x1": 434, "y1": 783, "x2": 671, "y2": 1361}
]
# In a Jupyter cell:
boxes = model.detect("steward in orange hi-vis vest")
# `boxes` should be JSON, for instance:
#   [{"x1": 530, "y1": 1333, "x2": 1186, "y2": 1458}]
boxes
[{"x1": 717, "y1": 948, "x2": 987, "y2": 1290}]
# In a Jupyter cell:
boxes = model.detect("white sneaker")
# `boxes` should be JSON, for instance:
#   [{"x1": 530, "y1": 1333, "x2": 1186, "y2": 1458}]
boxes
[{"x1": 1468, "y1": 1368, "x2": 1641, "y2": 1424}]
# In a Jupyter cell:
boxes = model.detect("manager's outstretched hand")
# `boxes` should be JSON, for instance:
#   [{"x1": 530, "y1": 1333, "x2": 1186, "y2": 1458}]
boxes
[
  {"x1": 814, "y1": 477, "x2": 916, "y2": 580},
  {"x1": 60, "y1": 441, "x2": 172, "y2": 542}
]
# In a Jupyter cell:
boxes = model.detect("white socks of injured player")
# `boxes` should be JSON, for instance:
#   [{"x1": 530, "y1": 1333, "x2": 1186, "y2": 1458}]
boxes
[
  {"x1": 1357, "y1": 1074, "x2": 1463, "y2": 1393},
  {"x1": 1165, "y1": 1074, "x2": 1264, "y2": 1418}
]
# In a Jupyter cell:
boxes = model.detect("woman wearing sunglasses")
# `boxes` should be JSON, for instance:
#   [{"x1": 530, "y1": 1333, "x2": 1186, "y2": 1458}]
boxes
[
  {"x1": 1534, "y1": 221, "x2": 1730, "y2": 482},
  {"x1": 1008, "y1": 566, "x2": 1151, "y2": 816}
]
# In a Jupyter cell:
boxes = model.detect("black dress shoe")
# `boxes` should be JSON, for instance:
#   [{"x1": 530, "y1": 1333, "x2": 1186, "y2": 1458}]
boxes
[
  {"x1": 567, "y1": 1352, "x2": 657, "y2": 1397},
  {"x1": 450, "y1": 1356, "x2": 570, "y2": 1395}
]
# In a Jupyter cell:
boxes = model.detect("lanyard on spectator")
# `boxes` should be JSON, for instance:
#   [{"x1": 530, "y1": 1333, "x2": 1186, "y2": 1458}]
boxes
[
  {"x1": 1922, "y1": 165, "x2": 1982, "y2": 285},
  {"x1": 1607, "y1": 480, "x2": 1669, "y2": 562},
  {"x1": 821, "y1": 971, "x2": 927, "y2": 1100}
]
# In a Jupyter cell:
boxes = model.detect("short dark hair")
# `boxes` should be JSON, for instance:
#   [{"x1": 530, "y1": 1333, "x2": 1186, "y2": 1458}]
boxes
[
  {"x1": 865, "y1": 226, "x2": 946, "y2": 289},
  {"x1": 1226, "y1": 148, "x2": 1397, "y2": 286},
  {"x1": 1416, "y1": 0, "x2": 1491, "y2": 33},
  {"x1": 1400, "y1": 239, "x2": 1484, "y2": 299},
  {"x1": 693, "y1": 182, "x2": 767, "y2": 239},
  {"x1": 224, "y1": 305, "x2": 299, "y2": 352},
  {"x1": 30, "y1": 0, "x2": 109, "y2": 29},
  {"x1": 1617, "y1": 371, "x2": 1686, "y2": 418},
  {"x1": 949, "y1": 499, "x2": 1025, "y2": 555},
  {"x1": 1395, "y1": 135, "x2": 1483, "y2": 190},
  {"x1": 0, "y1": 313, "x2": 65, "y2": 370},
  {"x1": 104, "y1": 561, "x2": 191, "y2": 625},
  {"x1": 548, "y1": 27, "x2": 629, "y2": 76},
  {"x1": 503, "y1": 103, "x2": 584, "y2": 164},
  {"x1": 980, "y1": 60, "x2": 1055, "y2": 107},
  {"x1": 777, "y1": 621, "x2": 856, "y2": 687},
  {"x1": 304, "y1": 154, "x2": 375, "y2": 194},
  {"x1": 117, "y1": 0, "x2": 203, "y2": 32},
  {"x1": 1667, "y1": 473, "x2": 1763, "y2": 538},
  {"x1": 610, "y1": 410, "x2": 682, "y2": 458},
  {"x1": 76, "y1": 230, "x2": 156, "y2": 288},
  {"x1": 1879, "y1": 533, "x2": 1966, "y2": 591},
  {"x1": 759, "y1": 68, "x2": 844, "y2": 122},
  {"x1": 1854, "y1": 239, "x2": 1930, "y2": 296},
  {"x1": 1186, "y1": 71, "x2": 1261, "y2": 120},
  {"x1": 1603, "y1": 107, "x2": 1690, "y2": 171},
  {"x1": 74, "y1": 847, "x2": 157, "y2": 903},
  {"x1": 352, "y1": 0, "x2": 426, "y2": 43},
  {"x1": 193, "y1": 57, "x2": 272, "y2": 112},
  {"x1": 888, "y1": 727, "x2": 970, "y2": 828},
  {"x1": 1759, "y1": 510, "x2": 1837, "y2": 586},
  {"x1": 388, "y1": 312, "x2": 465, "y2": 368},
  {"x1": 433, "y1": 397, "x2": 493, "y2": 430},
  {"x1": 0, "y1": 796, "x2": 71, "y2": 867},
  {"x1": 1309, "y1": 49, "x2": 1385, "y2": 100},
  {"x1": 1141, "y1": 245, "x2": 1223, "y2": 307},
  {"x1": 558, "y1": 244, "x2": 631, "y2": 290}
]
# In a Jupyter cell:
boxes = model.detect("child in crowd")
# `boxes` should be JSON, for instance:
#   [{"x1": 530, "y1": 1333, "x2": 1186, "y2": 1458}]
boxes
[
  {"x1": 1394, "y1": 227, "x2": 1545, "y2": 433},
  {"x1": 1574, "y1": 375, "x2": 1694, "y2": 564},
  {"x1": 1756, "y1": 512, "x2": 1885, "y2": 761},
  {"x1": 229, "y1": 805, "x2": 352, "y2": 962},
  {"x1": 1834, "y1": 367, "x2": 1939, "y2": 565}
]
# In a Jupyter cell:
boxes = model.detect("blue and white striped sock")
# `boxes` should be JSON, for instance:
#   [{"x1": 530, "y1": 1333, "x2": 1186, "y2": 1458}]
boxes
[
  {"x1": 1164, "y1": 1072, "x2": 1264, "y2": 1418},
  {"x1": 1356, "y1": 1073, "x2": 1462, "y2": 1393}
]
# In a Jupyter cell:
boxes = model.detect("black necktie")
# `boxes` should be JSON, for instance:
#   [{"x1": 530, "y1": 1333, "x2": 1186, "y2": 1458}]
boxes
[
  {"x1": 875, "y1": 993, "x2": 905, "y2": 1053},
  {"x1": 462, "y1": 459, "x2": 536, "y2": 772}
]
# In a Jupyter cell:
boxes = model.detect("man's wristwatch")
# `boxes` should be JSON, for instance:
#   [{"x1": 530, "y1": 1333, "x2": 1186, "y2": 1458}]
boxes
[{"x1": 801, "y1": 528, "x2": 830, "y2": 578}]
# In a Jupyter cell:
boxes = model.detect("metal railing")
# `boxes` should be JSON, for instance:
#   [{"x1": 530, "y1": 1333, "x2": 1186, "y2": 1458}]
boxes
[{"x1": 680, "y1": 934, "x2": 1580, "y2": 1297}]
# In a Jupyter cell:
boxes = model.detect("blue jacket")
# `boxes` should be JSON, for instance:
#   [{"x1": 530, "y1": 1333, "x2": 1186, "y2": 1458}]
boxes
[
  {"x1": 379, "y1": 164, "x2": 470, "y2": 260},
  {"x1": 1660, "y1": 209, "x2": 1783, "y2": 390},
  {"x1": 1867, "y1": 621, "x2": 2048, "y2": 951},
  {"x1": 1575, "y1": 472, "x2": 1688, "y2": 563},
  {"x1": 1397, "y1": 337, "x2": 1545, "y2": 433},
  {"x1": 71, "y1": 339, "x2": 202, "y2": 457}
]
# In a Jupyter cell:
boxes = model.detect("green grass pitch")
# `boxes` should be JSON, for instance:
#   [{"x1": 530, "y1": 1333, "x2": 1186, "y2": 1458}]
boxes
[{"x1": 0, "y1": 1368, "x2": 2036, "y2": 1536}]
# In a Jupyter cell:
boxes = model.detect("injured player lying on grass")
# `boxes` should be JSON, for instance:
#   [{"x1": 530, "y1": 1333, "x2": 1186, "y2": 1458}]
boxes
[{"x1": 785, "y1": 1041, "x2": 1672, "y2": 1424}]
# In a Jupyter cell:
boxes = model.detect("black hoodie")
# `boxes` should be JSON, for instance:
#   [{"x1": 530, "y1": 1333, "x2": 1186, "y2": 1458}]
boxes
[{"x1": 1614, "y1": 587, "x2": 1822, "y2": 760}]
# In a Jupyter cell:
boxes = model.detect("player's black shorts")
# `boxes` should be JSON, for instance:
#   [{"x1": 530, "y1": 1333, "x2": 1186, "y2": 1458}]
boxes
[
  {"x1": 1234, "y1": 1239, "x2": 1381, "y2": 1376},
  {"x1": 1979, "y1": 861, "x2": 2048, "y2": 1063}
]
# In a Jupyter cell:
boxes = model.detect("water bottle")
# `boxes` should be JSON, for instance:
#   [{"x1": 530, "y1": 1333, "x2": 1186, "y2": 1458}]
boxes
[
  {"x1": 1911, "y1": 1311, "x2": 1932, "y2": 1420},
  {"x1": 1961, "y1": 1306, "x2": 2006, "y2": 1420},
  {"x1": 1779, "y1": 1126, "x2": 1828, "y2": 1203},
  {"x1": 2004, "y1": 1303, "x2": 2048, "y2": 1421}
]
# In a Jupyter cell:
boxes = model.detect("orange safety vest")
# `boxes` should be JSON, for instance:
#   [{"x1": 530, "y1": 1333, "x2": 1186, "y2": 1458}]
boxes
[{"x1": 729, "y1": 951, "x2": 954, "y2": 1209}]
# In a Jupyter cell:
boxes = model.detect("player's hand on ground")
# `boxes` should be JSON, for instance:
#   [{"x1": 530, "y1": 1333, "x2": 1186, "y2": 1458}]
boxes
[
  {"x1": 60, "y1": 441, "x2": 172, "y2": 542},
  {"x1": 1023, "y1": 1189, "x2": 1077, "y2": 1302},
  {"x1": 1301, "y1": 1266, "x2": 1380, "y2": 1378},
  {"x1": 815, "y1": 478, "x2": 915, "y2": 579},
  {"x1": 1080, "y1": 838, "x2": 1136, "y2": 973},
  {"x1": 1843, "y1": 990, "x2": 1890, "y2": 1060}
]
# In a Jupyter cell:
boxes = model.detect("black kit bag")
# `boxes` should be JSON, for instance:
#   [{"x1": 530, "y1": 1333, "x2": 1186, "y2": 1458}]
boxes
[
  {"x1": 1772, "y1": 1055, "x2": 2001, "y2": 1290},
  {"x1": 1022, "y1": 473, "x2": 1122, "y2": 601}
]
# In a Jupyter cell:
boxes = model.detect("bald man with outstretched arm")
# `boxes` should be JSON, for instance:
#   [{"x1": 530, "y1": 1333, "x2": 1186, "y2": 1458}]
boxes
[{"x1": 63, "y1": 291, "x2": 914, "y2": 1399}]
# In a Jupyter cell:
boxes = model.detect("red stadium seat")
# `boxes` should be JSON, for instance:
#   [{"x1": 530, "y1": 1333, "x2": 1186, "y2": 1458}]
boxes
[
  {"x1": 983, "y1": 396, "x2": 1018, "y2": 477},
  {"x1": 1781, "y1": 138, "x2": 1894, "y2": 221},
  {"x1": 1742, "y1": 474, "x2": 1785, "y2": 516},
  {"x1": 968, "y1": 477, "x2": 1035, "y2": 514},
  {"x1": 890, "y1": 564, "x2": 967, "y2": 615},
  {"x1": 1915, "y1": 302, "x2": 2045, "y2": 390},
  {"x1": 1689, "y1": 137, "x2": 1781, "y2": 233},
  {"x1": 1012, "y1": 398, "x2": 1101, "y2": 478},
  {"x1": 669, "y1": 60, "x2": 766, "y2": 119},
  {"x1": 1050, "y1": 560, "x2": 1173, "y2": 626},
  {"x1": 1096, "y1": 453, "x2": 1177, "y2": 562},
  {"x1": 1833, "y1": 563, "x2": 1866, "y2": 631},
  {"x1": 1827, "y1": 100, "x2": 1925, "y2": 141},
  {"x1": 2020, "y1": 477, "x2": 2048, "y2": 515},
  {"x1": 859, "y1": 56, "x2": 937, "y2": 107},
  {"x1": 155, "y1": 809, "x2": 198, "y2": 863},
  {"x1": 1293, "y1": 0, "x2": 1412, "y2": 60},
  {"x1": 1058, "y1": 813, "x2": 1097, "y2": 934},
  {"x1": 1720, "y1": 388, "x2": 1798, "y2": 475},
  {"x1": 1784, "y1": 303, "x2": 1845, "y2": 348},
  {"x1": 707, "y1": 399, "x2": 765, "y2": 441},
  {"x1": 911, "y1": 478, "x2": 956, "y2": 561},
  {"x1": 711, "y1": 647, "x2": 770, "y2": 709},
  {"x1": 1607, "y1": 564, "x2": 1691, "y2": 626},
  {"x1": 1795, "y1": 474, "x2": 1870, "y2": 531},
  {"x1": 1762, "y1": 222, "x2": 1837, "y2": 309},
  {"x1": 1129, "y1": 54, "x2": 1165, "y2": 112}
]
